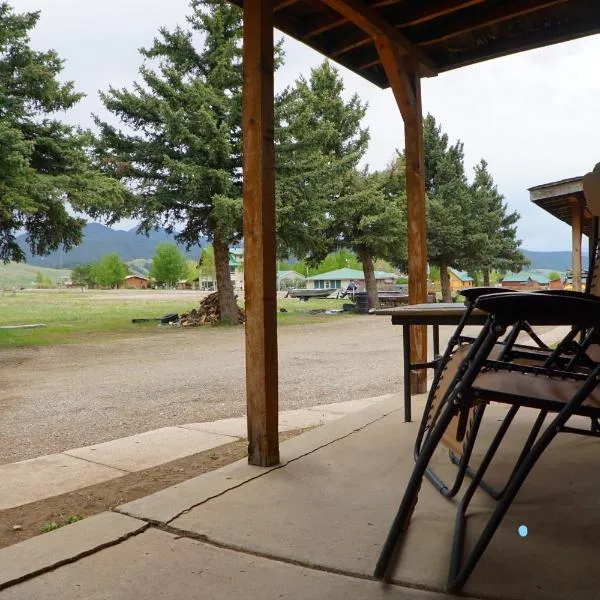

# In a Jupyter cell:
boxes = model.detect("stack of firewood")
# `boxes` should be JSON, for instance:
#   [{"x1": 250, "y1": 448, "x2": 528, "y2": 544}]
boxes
[{"x1": 180, "y1": 292, "x2": 245, "y2": 326}]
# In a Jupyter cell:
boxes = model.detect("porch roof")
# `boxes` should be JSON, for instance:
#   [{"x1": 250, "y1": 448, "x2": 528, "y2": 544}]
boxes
[
  {"x1": 232, "y1": 1, "x2": 600, "y2": 86},
  {"x1": 528, "y1": 176, "x2": 593, "y2": 237}
]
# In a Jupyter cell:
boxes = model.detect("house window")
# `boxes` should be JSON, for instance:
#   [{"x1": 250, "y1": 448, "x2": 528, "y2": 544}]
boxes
[{"x1": 331, "y1": 280, "x2": 341, "y2": 289}]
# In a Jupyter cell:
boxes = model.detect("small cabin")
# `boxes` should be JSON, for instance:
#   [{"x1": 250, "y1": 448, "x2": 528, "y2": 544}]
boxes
[{"x1": 123, "y1": 274, "x2": 149, "y2": 289}]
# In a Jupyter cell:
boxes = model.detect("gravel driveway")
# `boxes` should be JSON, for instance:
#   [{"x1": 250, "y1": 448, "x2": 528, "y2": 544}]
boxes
[{"x1": 0, "y1": 315, "x2": 411, "y2": 464}]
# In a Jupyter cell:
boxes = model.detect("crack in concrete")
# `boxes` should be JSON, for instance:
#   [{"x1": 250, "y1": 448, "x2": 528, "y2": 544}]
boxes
[
  {"x1": 151, "y1": 522, "x2": 495, "y2": 600},
  {"x1": 0, "y1": 523, "x2": 149, "y2": 592},
  {"x1": 61, "y1": 452, "x2": 131, "y2": 474},
  {"x1": 147, "y1": 406, "x2": 401, "y2": 524}
]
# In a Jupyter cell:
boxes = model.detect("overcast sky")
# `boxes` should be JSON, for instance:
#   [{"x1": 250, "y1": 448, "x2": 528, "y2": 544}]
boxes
[{"x1": 17, "y1": 0, "x2": 600, "y2": 251}]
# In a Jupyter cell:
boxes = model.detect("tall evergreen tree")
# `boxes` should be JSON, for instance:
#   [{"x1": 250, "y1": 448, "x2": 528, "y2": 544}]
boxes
[
  {"x1": 336, "y1": 167, "x2": 407, "y2": 308},
  {"x1": 0, "y1": 3, "x2": 122, "y2": 263},
  {"x1": 421, "y1": 115, "x2": 482, "y2": 301},
  {"x1": 276, "y1": 61, "x2": 369, "y2": 263},
  {"x1": 470, "y1": 159, "x2": 527, "y2": 285},
  {"x1": 277, "y1": 61, "x2": 406, "y2": 308},
  {"x1": 93, "y1": 0, "x2": 245, "y2": 322}
]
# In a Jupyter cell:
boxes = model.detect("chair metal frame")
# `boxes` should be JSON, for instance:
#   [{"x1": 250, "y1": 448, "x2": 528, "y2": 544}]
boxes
[{"x1": 376, "y1": 292, "x2": 600, "y2": 591}]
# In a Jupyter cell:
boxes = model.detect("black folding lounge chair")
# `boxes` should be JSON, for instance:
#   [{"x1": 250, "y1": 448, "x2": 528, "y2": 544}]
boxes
[
  {"x1": 375, "y1": 291, "x2": 600, "y2": 591},
  {"x1": 414, "y1": 169, "x2": 600, "y2": 501}
]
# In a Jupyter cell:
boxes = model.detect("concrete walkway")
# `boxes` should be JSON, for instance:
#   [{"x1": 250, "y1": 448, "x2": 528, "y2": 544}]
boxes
[
  {"x1": 0, "y1": 396, "x2": 392, "y2": 511},
  {"x1": 1, "y1": 391, "x2": 598, "y2": 599}
]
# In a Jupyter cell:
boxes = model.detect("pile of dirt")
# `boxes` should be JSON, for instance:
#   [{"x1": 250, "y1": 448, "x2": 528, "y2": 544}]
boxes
[{"x1": 180, "y1": 292, "x2": 245, "y2": 326}]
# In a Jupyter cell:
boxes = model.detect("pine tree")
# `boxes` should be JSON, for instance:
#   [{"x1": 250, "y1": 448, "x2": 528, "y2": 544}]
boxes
[
  {"x1": 421, "y1": 115, "x2": 481, "y2": 301},
  {"x1": 93, "y1": 0, "x2": 245, "y2": 322},
  {"x1": 277, "y1": 61, "x2": 405, "y2": 308},
  {"x1": 470, "y1": 159, "x2": 528, "y2": 285},
  {"x1": 0, "y1": 3, "x2": 122, "y2": 263},
  {"x1": 335, "y1": 167, "x2": 407, "y2": 308},
  {"x1": 276, "y1": 61, "x2": 369, "y2": 264}
]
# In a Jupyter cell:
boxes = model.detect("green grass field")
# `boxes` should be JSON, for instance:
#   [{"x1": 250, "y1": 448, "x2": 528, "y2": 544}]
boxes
[
  {"x1": 0, "y1": 291, "x2": 352, "y2": 348},
  {"x1": 0, "y1": 263, "x2": 71, "y2": 288}
]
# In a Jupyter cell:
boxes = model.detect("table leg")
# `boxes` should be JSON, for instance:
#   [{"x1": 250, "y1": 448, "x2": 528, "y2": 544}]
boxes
[
  {"x1": 403, "y1": 324, "x2": 411, "y2": 422},
  {"x1": 433, "y1": 324, "x2": 440, "y2": 358}
]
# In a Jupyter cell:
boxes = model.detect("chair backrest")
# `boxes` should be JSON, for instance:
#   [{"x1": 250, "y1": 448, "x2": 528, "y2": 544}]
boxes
[{"x1": 583, "y1": 165, "x2": 600, "y2": 295}]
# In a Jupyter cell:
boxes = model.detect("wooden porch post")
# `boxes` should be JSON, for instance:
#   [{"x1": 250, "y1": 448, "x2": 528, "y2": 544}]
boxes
[
  {"x1": 376, "y1": 38, "x2": 428, "y2": 393},
  {"x1": 242, "y1": 0, "x2": 279, "y2": 467},
  {"x1": 571, "y1": 199, "x2": 583, "y2": 293}
]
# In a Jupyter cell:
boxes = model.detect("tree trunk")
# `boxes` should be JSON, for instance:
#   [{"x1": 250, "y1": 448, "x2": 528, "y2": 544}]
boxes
[
  {"x1": 358, "y1": 250, "x2": 379, "y2": 309},
  {"x1": 213, "y1": 235, "x2": 239, "y2": 324},
  {"x1": 483, "y1": 268, "x2": 490, "y2": 287},
  {"x1": 440, "y1": 264, "x2": 452, "y2": 302}
]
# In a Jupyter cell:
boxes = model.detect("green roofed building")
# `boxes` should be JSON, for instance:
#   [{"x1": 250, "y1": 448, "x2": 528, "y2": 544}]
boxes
[{"x1": 501, "y1": 271, "x2": 551, "y2": 290}]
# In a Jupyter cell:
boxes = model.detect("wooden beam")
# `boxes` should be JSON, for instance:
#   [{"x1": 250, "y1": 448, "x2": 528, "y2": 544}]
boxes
[
  {"x1": 306, "y1": 0, "x2": 402, "y2": 38},
  {"x1": 274, "y1": 0, "x2": 300, "y2": 12},
  {"x1": 572, "y1": 199, "x2": 583, "y2": 293},
  {"x1": 435, "y1": 5, "x2": 600, "y2": 72},
  {"x1": 358, "y1": 58, "x2": 381, "y2": 71},
  {"x1": 243, "y1": 0, "x2": 279, "y2": 467},
  {"x1": 376, "y1": 36, "x2": 428, "y2": 393},
  {"x1": 330, "y1": 0, "x2": 483, "y2": 58},
  {"x1": 319, "y1": 0, "x2": 437, "y2": 75},
  {"x1": 419, "y1": 0, "x2": 567, "y2": 47}
]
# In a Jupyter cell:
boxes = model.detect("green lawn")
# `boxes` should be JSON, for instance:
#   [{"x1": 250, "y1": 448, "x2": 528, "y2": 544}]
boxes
[{"x1": 0, "y1": 291, "x2": 353, "y2": 348}]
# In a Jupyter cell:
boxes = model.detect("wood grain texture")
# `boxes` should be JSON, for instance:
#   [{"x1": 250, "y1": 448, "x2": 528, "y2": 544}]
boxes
[
  {"x1": 330, "y1": 0, "x2": 484, "y2": 59},
  {"x1": 319, "y1": 0, "x2": 437, "y2": 75},
  {"x1": 243, "y1": 0, "x2": 280, "y2": 467},
  {"x1": 377, "y1": 39, "x2": 428, "y2": 392}
]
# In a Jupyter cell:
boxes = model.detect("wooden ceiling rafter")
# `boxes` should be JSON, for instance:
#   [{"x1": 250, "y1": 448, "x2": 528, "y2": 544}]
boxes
[
  {"x1": 232, "y1": 0, "x2": 600, "y2": 87},
  {"x1": 418, "y1": 0, "x2": 569, "y2": 47},
  {"x1": 318, "y1": 0, "x2": 437, "y2": 75},
  {"x1": 329, "y1": 0, "x2": 484, "y2": 59},
  {"x1": 434, "y1": 5, "x2": 600, "y2": 72},
  {"x1": 274, "y1": 0, "x2": 302, "y2": 12},
  {"x1": 304, "y1": 0, "x2": 404, "y2": 39}
]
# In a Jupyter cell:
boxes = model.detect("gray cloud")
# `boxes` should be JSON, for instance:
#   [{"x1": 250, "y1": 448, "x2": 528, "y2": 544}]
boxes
[{"x1": 19, "y1": 0, "x2": 600, "y2": 250}]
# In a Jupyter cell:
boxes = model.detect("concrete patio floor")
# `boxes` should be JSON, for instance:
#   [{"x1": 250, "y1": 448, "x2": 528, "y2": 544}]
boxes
[{"x1": 1, "y1": 390, "x2": 599, "y2": 600}]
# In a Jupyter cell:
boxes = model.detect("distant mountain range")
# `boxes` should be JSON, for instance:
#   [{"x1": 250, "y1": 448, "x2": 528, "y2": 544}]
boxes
[
  {"x1": 18, "y1": 223, "x2": 208, "y2": 268},
  {"x1": 17, "y1": 223, "x2": 584, "y2": 272},
  {"x1": 522, "y1": 249, "x2": 588, "y2": 271}
]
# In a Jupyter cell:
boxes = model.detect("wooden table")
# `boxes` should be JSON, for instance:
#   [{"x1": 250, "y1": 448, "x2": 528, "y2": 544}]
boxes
[{"x1": 376, "y1": 303, "x2": 488, "y2": 422}]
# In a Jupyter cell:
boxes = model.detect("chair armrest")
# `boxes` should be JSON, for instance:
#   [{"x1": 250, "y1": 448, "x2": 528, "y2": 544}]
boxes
[
  {"x1": 475, "y1": 292, "x2": 600, "y2": 327},
  {"x1": 460, "y1": 287, "x2": 516, "y2": 305}
]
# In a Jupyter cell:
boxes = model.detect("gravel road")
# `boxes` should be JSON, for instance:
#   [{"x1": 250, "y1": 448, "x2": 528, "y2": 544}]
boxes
[{"x1": 0, "y1": 315, "x2": 412, "y2": 464}]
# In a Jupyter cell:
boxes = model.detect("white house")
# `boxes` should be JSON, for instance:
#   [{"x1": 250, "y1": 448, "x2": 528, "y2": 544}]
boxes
[{"x1": 306, "y1": 268, "x2": 398, "y2": 291}]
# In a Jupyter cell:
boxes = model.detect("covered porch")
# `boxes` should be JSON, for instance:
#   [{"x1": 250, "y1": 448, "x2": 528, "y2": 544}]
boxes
[
  {"x1": 238, "y1": 0, "x2": 600, "y2": 467},
  {"x1": 2, "y1": 380, "x2": 598, "y2": 599}
]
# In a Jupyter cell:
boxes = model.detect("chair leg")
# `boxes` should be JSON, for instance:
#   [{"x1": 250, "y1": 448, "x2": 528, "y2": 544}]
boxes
[
  {"x1": 448, "y1": 404, "x2": 520, "y2": 500},
  {"x1": 374, "y1": 397, "x2": 459, "y2": 581},
  {"x1": 447, "y1": 412, "x2": 561, "y2": 592},
  {"x1": 424, "y1": 404, "x2": 486, "y2": 498},
  {"x1": 445, "y1": 366, "x2": 599, "y2": 594},
  {"x1": 451, "y1": 406, "x2": 547, "y2": 501}
]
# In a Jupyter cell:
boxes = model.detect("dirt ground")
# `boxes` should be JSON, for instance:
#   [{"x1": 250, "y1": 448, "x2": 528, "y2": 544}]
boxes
[{"x1": 0, "y1": 315, "x2": 409, "y2": 465}]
